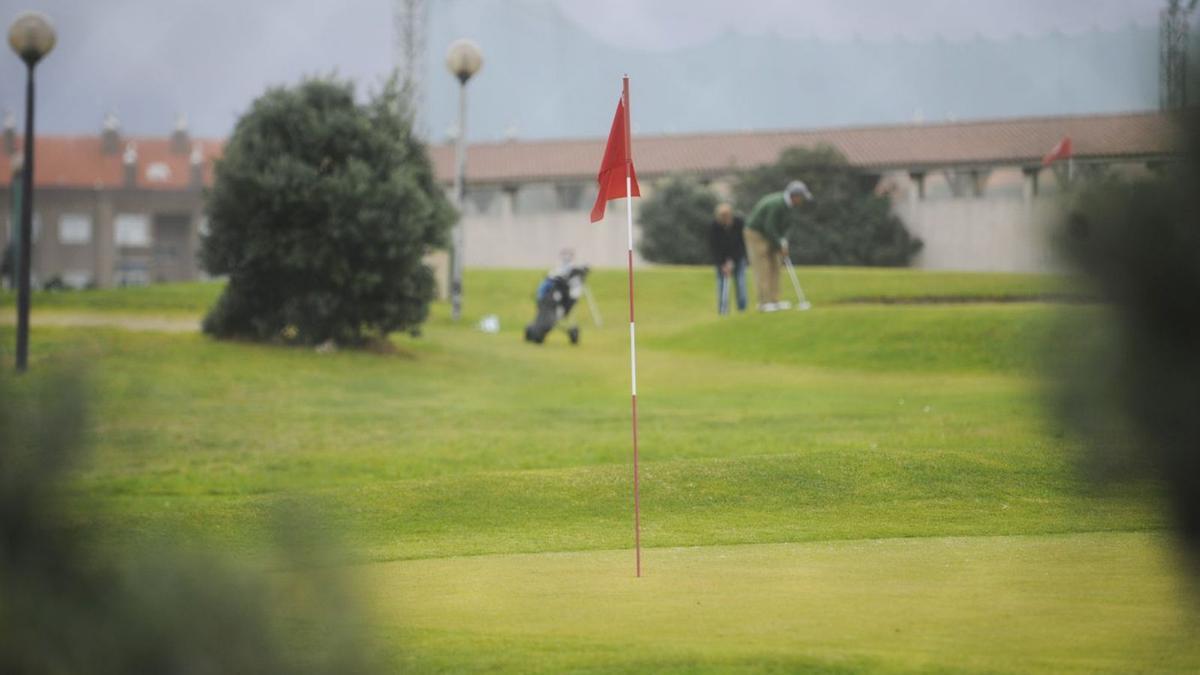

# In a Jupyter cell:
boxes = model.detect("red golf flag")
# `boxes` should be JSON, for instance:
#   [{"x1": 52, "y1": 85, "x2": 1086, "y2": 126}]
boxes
[
  {"x1": 1042, "y1": 136, "x2": 1072, "y2": 167},
  {"x1": 590, "y1": 98, "x2": 640, "y2": 222}
]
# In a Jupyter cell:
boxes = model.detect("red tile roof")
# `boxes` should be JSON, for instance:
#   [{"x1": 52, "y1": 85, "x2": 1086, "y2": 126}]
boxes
[
  {"x1": 1, "y1": 136, "x2": 224, "y2": 191},
  {"x1": 427, "y1": 111, "x2": 1179, "y2": 184},
  {"x1": 1, "y1": 111, "x2": 1178, "y2": 191}
]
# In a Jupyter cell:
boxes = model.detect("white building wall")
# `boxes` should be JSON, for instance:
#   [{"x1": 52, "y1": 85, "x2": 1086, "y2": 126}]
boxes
[
  {"x1": 462, "y1": 210, "x2": 643, "y2": 269},
  {"x1": 456, "y1": 190, "x2": 1067, "y2": 273},
  {"x1": 454, "y1": 164, "x2": 1134, "y2": 272},
  {"x1": 896, "y1": 196, "x2": 1066, "y2": 273}
]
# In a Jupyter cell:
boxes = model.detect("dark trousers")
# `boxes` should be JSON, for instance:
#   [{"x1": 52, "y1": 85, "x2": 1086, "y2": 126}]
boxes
[{"x1": 716, "y1": 258, "x2": 748, "y2": 314}]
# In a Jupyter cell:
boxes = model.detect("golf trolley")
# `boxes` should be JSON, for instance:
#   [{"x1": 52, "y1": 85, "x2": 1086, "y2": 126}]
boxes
[{"x1": 523, "y1": 264, "x2": 598, "y2": 344}]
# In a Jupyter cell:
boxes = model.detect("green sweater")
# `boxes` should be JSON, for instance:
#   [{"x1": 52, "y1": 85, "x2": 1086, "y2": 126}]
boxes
[{"x1": 746, "y1": 192, "x2": 791, "y2": 244}]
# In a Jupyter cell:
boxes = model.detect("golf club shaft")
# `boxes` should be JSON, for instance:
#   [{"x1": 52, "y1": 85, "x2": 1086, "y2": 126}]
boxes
[
  {"x1": 583, "y1": 284, "x2": 603, "y2": 327},
  {"x1": 783, "y1": 254, "x2": 809, "y2": 305}
]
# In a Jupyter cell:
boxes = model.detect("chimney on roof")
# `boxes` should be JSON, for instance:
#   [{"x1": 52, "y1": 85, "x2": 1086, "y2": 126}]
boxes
[
  {"x1": 123, "y1": 142, "x2": 138, "y2": 187},
  {"x1": 189, "y1": 144, "x2": 204, "y2": 189},
  {"x1": 171, "y1": 114, "x2": 190, "y2": 154},
  {"x1": 101, "y1": 113, "x2": 122, "y2": 154}
]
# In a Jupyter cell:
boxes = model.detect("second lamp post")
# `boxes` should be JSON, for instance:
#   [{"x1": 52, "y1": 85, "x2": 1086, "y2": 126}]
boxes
[{"x1": 445, "y1": 39, "x2": 481, "y2": 321}]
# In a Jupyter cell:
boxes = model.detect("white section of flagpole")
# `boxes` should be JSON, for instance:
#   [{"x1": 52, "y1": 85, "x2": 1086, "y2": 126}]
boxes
[
  {"x1": 627, "y1": 175, "x2": 641, "y2": 579},
  {"x1": 627, "y1": 181, "x2": 636, "y2": 399}
]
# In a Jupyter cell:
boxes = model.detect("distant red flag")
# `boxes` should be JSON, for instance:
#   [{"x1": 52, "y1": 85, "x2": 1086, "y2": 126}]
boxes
[
  {"x1": 1042, "y1": 136, "x2": 1073, "y2": 167},
  {"x1": 590, "y1": 98, "x2": 640, "y2": 223}
]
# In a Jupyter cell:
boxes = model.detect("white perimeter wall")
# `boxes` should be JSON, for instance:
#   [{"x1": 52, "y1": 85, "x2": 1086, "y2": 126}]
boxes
[
  {"x1": 455, "y1": 168, "x2": 1089, "y2": 273},
  {"x1": 458, "y1": 199, "x2": 1066, "y2": 273},
  {"x1": 897, "y1": 196, "x2": 1066, "y2": 273},
  {"x1": 462, "y1": 209, "x2": 644, "y2": 269}
]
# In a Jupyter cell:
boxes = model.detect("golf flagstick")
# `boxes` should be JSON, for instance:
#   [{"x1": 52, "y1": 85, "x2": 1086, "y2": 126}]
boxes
[
  {"x1": 589, "y1": 75, "x2": 642, "y2": 577},
  {"x1": 622, "y1": 76, "x2": 642, "y2": 578}
]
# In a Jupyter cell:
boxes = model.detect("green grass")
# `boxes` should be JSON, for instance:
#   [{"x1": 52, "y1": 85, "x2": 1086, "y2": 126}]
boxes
[
  {"x1": 2, "y1": 266, "x2": 1193, "y2": 673},
  {"x1": 0, "y1": 266, "x2": 1079, "y2": 316},
  {"x1": 370, "y1": 533, "x2": 1200, "y2": 674},
  {"x1": 0, "y1": 279, "x2": 223, "y2": 314}
]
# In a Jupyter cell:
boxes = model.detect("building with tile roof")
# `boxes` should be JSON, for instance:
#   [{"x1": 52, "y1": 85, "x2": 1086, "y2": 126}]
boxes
[
  {"x1": 1, "y1": 114, "x2": 219, "y2": 288},
  {"x1": 0, "y1": 110, "x2": 1180, "y2": 289}
]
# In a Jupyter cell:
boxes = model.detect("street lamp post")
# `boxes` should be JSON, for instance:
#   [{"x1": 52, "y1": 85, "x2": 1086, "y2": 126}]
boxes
[
  {"x1": 445, "y1": 39, "x2": 481, "y2": 321},
  {"x1": 8, "y1": 11, "x2": 56, "y2": 372}
]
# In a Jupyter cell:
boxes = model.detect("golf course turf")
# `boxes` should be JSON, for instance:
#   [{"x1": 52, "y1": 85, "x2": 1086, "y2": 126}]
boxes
[{"x1": 1, "y1": 266, "x2": 1194, "y2": 673}]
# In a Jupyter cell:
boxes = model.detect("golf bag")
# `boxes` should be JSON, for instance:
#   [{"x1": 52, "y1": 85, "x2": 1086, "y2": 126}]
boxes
[{"x1": 524, "y1": 264, "x2": 589, "y2": 345}]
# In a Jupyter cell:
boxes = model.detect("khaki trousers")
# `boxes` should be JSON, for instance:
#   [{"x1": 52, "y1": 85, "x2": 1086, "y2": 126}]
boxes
[{"x1": 743, "y1": 227, "x2": 780, "y2": 306}]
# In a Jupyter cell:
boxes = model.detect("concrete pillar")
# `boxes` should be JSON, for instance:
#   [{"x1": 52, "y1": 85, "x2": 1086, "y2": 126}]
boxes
[
  {"x1": 188, "y1": 200, "x2": 205, "y2": 280},
  {"x1": 908, "y1": 171, "x2": 926, "y2": 207},
  {"x1": 1021, "y1": 166, "x2": 1040, "y2": 204},
  {"x1": 942, "y1": 170, "x2": 966, "y2": 198},
  {"x1": 969, "y1": 168, "x2": 991, "y2": 198},
  {"x1": 502, "y1": 184, "x2": 518, "y2": 222},
  {"x1": 94, "y1": 191, "x2": 115, "y2": 288}
]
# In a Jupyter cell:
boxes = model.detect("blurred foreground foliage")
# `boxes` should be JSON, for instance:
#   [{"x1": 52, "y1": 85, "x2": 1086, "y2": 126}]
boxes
[
  {"x1": 1055, "y1": 107, "x2": 1200, "y2": 573},
  {"x1": 0, "y1": 370, "x2": 383, "y2": 674}
]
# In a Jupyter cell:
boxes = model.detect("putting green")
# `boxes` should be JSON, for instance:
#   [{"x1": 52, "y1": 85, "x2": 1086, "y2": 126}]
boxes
[{"x1": 364, "y1": 531, "x2": 1199, "y2": 673}]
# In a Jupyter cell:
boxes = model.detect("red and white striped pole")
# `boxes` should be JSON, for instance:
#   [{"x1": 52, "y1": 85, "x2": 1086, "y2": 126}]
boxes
[{"x1": 622, "y1": 75, "x2": 642, "y2": 578}]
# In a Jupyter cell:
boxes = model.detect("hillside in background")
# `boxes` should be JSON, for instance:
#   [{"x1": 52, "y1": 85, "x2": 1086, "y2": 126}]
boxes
[
  {"x1": 0, "y1": 0, "x2": 1164, "y2": 141},
  {"x1": 425, "y1": 0, "x2": 1160, "y2": 142}
]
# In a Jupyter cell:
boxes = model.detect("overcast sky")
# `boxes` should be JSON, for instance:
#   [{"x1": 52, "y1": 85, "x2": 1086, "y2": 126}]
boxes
[
  {"x1": 556, "y1": 0, "x2": 1163, "y2": 48},
  {"x1": 0, "y1": 0, "x2": 1168, "y2": 137}
]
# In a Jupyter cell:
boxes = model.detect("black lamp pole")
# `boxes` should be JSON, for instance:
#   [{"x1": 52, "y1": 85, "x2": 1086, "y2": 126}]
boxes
[
  {"x1": 15, "y1": 59, "x2": 35, "y2": 372},
  {"x1": 8, "y1": 10, "x2": 55, "y2": 372}
]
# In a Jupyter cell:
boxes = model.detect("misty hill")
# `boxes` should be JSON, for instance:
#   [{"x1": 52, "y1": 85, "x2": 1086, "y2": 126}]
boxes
[
  {"x1": 425, "y1": 0, "x2": 1159, "y2": 142},
  {"x1": 1, "y1": 0, "x2": 1161, "y2": 141}
]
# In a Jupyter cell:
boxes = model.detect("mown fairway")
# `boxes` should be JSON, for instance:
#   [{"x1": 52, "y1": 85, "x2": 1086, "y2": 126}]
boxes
[{"x1": 1, "y1": 267, "x2": 1195, "y2": 673}]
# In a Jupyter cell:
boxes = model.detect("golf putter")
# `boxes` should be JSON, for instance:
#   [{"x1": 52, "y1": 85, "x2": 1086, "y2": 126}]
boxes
[
  {"x1": 718, "y1": 273, "x2": 730, "y2": 315},
  {"x1": 782, "y1": 254, "x2": 812, "y2": 311}
]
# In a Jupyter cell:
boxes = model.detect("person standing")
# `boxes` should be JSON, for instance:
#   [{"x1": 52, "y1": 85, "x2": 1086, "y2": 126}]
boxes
[
  {"x1": 710, "y1": 203, "x2": 747, "y2": 314},
  {"x1": 744, "y1": 180, "x2": 813, "y2": 312}
]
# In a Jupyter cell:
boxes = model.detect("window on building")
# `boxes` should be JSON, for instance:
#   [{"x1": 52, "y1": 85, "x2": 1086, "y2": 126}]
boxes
[
  {"x1": 115, "y1": 214, "x2": 151, "y2": 247},
  {"x1": 145, "y1": 162, "x2": 172, "y2": 183},
  {"x1": 514, "y1": 183, "x2": 557, "y2": 215},
  {"x1": 59, "y1": 213, "x2": 93, "y2": 245},
  {"x1": 62, "y1": 271, "x2": 93, "y2": 289},
  {"x1": 115, "y1": 261, "x2": 149, "y2": 287},
  {"x1": 466, "y1": 187, "x2": 501, "y2": 216},
  {"x1": 555, "y1": 183, "x2": 586, "y2": 211}
]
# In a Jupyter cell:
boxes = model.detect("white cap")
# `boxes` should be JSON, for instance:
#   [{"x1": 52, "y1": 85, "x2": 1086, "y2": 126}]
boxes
[{"x1": 786, "y1": 180, "x2": 813, "y2": 201}]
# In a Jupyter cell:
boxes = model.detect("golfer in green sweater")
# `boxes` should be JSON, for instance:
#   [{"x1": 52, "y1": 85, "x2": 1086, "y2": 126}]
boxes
[{"x1": 744, "y1": 180, "x2": 813, "y2": 311}]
